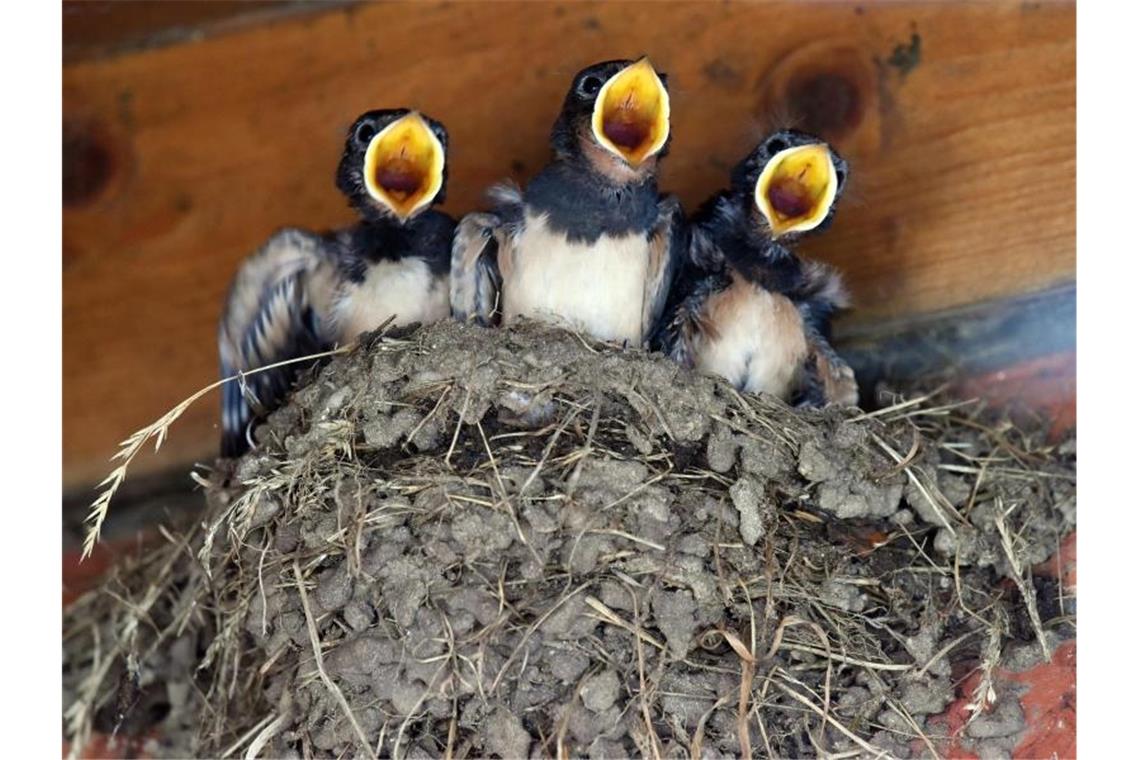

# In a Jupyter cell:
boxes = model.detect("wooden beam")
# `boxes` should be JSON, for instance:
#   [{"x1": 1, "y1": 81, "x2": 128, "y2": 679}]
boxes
[
  {"x1": 63, "y1": 1, "x2": 1075, "y2": 489},
  {"x1": 62, "y1": 0, "x2": 324, "y2": 64},
  {"x1": 838, "y1": 283, "x2": 1075, "y2": 391}
]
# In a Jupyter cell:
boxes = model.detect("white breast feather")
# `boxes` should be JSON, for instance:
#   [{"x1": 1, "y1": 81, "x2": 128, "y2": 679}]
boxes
[
  {"x1": 503, "y1": 212, "x2": 650, "y2": 343},
  {"x1": 331, "y1": 258, "x2": 449, "y2": 343}
]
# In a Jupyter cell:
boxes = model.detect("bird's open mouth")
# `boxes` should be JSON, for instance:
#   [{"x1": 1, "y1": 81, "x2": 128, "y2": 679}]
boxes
[
  {"x1": 754, "y1": 143, "x2": 839, "y2": 236},
  {"x1": 591, "y1": 58, "x2": 670, "y2": 166},
  {"x1": 363, "y1": 112, "x2": 444, "y2": 220}
]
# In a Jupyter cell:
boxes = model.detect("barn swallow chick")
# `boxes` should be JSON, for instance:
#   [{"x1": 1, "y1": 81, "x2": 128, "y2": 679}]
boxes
[
  {"x1": 451, "y1": 57, "x2": 685, "y2": 346},
  {"x1": 655, "y1": 129, "x2": 858, "y2": 407},
  {"x1": 218, "y1": 109, "x2": 454, "y2": 457}
]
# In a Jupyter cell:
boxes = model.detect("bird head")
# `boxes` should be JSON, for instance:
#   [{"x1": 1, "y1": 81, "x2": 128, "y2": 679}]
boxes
[
  {"x1": 730, "y1": 130, "x2": 847, "y2": 240},
  {"x1": 336, "y1": 109, "x2": 449, "y2": 224},
  {"x1": 551, "y1": 58, "x2": 671, "y2": 182}
]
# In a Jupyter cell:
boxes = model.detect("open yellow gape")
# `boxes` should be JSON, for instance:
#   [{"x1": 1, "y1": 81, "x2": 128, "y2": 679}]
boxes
[
  {"x1": 363, "y1": 112, "x2": 445, "y2": 220},
  {"x1": 754, "y1": 143, "x2": 839, "y2": 237},
  {"x1": 591, "y1": 58, "x2": 670, "y2": 167}
]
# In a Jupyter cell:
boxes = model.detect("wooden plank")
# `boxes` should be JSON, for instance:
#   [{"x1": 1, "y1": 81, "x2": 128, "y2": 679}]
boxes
[
  {"x1": 63, "y1": 0, "x2": 1075, "y2": 490},
  {"x1": 62, "y1": 0, "x2": 318, "y2": 64}
]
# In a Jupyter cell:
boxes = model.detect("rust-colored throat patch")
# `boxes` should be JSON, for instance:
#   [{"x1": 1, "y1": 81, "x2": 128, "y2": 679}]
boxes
[
  {"x1": 591, "y1": 58, "x2": 670, "y2": 166},
  {"x1": 363, "y1": 113, "x2": 444, "y2": 220},
  {"x1": 754, "y1": 143, "x2": 839, "y2": 236}
]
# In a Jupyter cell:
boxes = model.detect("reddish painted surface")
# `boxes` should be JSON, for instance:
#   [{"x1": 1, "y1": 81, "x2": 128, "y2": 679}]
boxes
[
  {"x1": 62, "y1": 531, "x2": 157, "y2": 606},
  {"x1": 62, "y1": 732, "x2": 155, "y2": 760},
  {"x1": 928, "y1": 683, "x2": 983, "y2": 760},
  {"x1": 928, "y1": 639, "x2": 1076, "y2": 760},
  {"x1": 1010, "y1": 641, "x2": 1077, "y2": 759},
  {"x1": 955, "y1": 351, "x2": 1076, "y2": 440},
  {"x1": 63, "y1": 545, "x2": 117, "y2": 607}
]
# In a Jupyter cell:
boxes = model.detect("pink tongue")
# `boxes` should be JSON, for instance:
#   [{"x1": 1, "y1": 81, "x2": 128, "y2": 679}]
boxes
[
  {"x1": 376, "y1": 168, "x2": 421, "y2": 195},
  {"x1": 767, "y1": 179, "x2": 812, "y2": 218},
  {"x1": 603, "y1": 119, "x2": 648, "y2": 150}
]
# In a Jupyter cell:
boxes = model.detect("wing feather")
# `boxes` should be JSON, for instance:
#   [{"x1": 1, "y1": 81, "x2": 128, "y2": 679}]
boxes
[
  {"x1": 640, "y1": 195, "x2": 686, "y2": 344},
  {"x1": 217, "y1": 228, "x2": 337, "y2": 457},
  {"x1": 791, "y1": 260, "x2": 857, "y2": 406},
  {"x1": 449, "y1": 212, "x2": 504, "y2": 326},
  {"x1": 794, "y1": 320, "x2": 859, "y2": 408},
  {"x1": 450, "y1": 183, "x2": 524, "y2": 326}
]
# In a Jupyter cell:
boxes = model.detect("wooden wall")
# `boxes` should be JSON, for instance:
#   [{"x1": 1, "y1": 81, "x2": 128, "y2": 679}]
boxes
[{"x1": 63, "y1": 1, "x2": 1075, "y2": 491}]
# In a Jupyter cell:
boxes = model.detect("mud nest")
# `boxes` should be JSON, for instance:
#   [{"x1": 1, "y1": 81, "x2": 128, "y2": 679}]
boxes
[{"x1": 64, "y1": 320, "x2": 1076, "y2": 759}]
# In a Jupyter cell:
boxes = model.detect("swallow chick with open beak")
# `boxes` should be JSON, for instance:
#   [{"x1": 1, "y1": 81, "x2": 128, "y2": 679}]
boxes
[
  {"x1": 450, "y1": 58, "x2": 685, "y2": 347},
  {"x1": 218, "y1": 109, "x2": 454, "y2": 457},
  {"x1": 654, "y1": 129, "x2": 859, "y2": 407}
]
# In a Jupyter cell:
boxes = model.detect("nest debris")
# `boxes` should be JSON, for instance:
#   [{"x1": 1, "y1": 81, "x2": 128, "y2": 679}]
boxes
[{"x1": 63, "y1": 320, "x2": 1076, "y2": 759}]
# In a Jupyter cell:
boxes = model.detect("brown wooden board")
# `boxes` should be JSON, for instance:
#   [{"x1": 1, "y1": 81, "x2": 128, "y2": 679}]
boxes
[
  {"x1": 62, "y1": 0, "x2": 317, "y2": 64},
  {"x1": 63, "y1": 1, "x2": 1075, "y2": 490}
]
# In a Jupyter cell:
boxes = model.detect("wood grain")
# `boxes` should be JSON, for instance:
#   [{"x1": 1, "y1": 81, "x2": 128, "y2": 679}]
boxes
[
  {"x1": 62, "y1": 0, "x2": 306, "y2": 63},
  {"x1": 63, "y1": 1, "x2": 1075, "y2": 489}
]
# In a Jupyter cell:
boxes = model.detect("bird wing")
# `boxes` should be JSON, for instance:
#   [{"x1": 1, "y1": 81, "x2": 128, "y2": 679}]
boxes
[
  {"x1": 449, "y1": 212, "x2": 506, "y2": 326},
  {"x1": 649, "y1": 208, "x2": 723, "y2": 362},
  {"x1": 794, "y1": 319, "x2": 859, "y2": 408},
  {"x1": 640, "y1": 195, "x2": 687, "y2": 344},
  {"x1": 797, "y1": 339, "x2": 859, "y2": 408},
  {"x1": 217, "y1": 228, "x2": 340, "y2": 457},
  {"x1": 653, "y1": 267, "x2": 731, "y2": 368},
  {"x1": 450, "y1": 184, "x2": 523, "y2": 326},
  {"x1": 788, "y1": 259, "x2": 850, "y2": 341},
  {"x1": 787, "y1": 259, "x2": 857, "y2": 407}
]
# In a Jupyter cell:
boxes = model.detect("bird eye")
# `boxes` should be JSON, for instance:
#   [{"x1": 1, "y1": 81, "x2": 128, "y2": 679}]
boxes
[
  {"x1": 354, "y1": 121, "x2": 376, "y2": 147},
  {"x1": 579, "y1": 75, "x2": 603, "y2": 97},
  {"x1": 765, "y1": 136, "x2": 788, "y2": 155}
]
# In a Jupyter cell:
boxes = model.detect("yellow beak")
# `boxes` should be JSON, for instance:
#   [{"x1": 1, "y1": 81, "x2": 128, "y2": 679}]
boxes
[
  {"x1": 754, "y1": 143, "x2": 839, "y2": 237},
  {"x1": 363, "y1": 112, "x2": 445, "y2": 220},
  {"x1": 590, "y1": 58, "x2": 670, "y2": 166}
]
